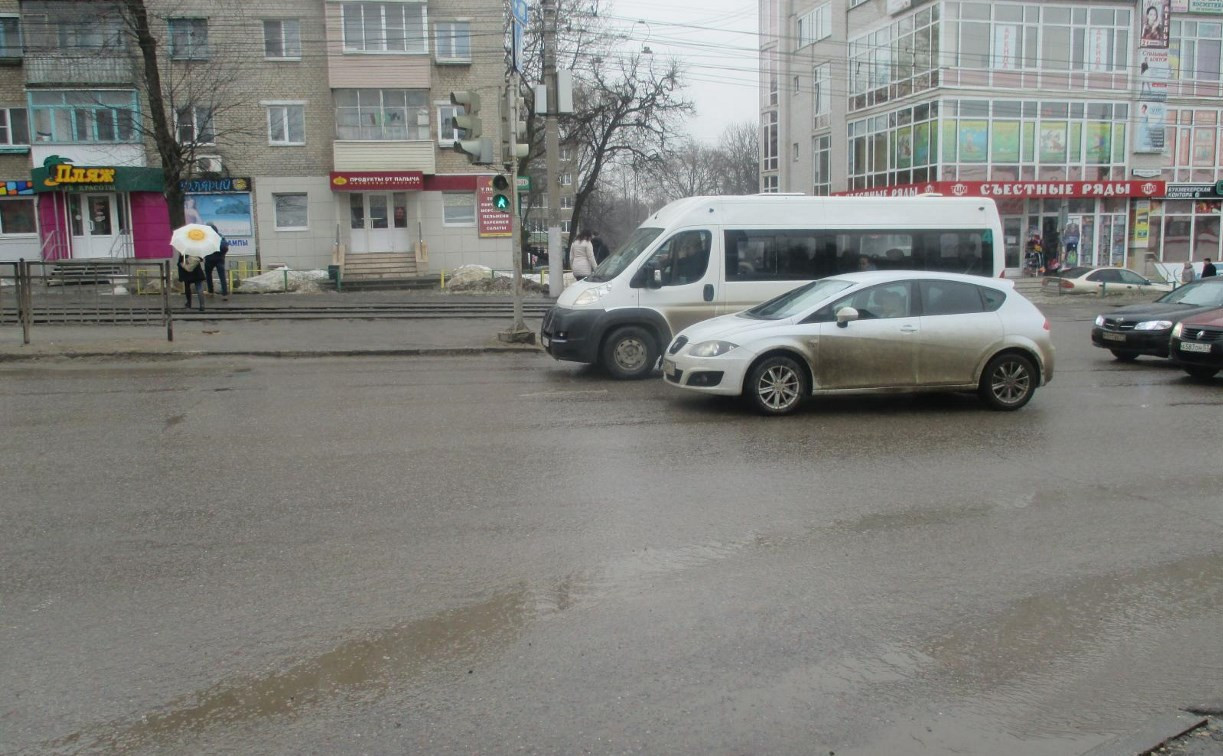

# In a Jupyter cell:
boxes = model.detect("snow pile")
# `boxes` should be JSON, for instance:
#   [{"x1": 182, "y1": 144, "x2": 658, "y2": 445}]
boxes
[
  {"x1": 240, "y1": 268, "x2": 329, "y2": 293},
  {"x1": 445, "y1": 264, "x2": 553, "y2": 294}
]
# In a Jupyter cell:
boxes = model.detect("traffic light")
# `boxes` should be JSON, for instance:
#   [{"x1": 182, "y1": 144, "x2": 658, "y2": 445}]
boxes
[
  {"x1": 491, "y1": 174, "x2": 511, "y2": 213},
  {"x1": 502, "y1": 94, "x2": 529, "y2": 164},
  {"x1": 451, "y1": 91, "x2": 493, "y2": 164}
]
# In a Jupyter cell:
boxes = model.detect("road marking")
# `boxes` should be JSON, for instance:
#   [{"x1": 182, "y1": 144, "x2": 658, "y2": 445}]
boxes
[{"x1": 519, "y1": 389, "x2": 610, "y2": 398}]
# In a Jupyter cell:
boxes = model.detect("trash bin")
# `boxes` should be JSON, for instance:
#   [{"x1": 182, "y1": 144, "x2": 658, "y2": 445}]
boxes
[{"x1": 327, "y1": 265, "x2": 339, "y2": 282}]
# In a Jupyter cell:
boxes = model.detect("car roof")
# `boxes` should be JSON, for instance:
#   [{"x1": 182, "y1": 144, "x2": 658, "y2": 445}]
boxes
[{"x1": 830, "y1": 270, "x2": 1014, "y2": 289}]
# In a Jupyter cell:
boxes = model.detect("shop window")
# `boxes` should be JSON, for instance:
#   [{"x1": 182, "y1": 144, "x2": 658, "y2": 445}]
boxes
[
  {"x1": 273, "y1": 193, "x2": 309, "y2": 230},
  {"x1": 0, "y1": 199, "x2": 36, "y2": 235},
  {"x1": 442, "y1": 193, "x2": 474, "y2": 225}
]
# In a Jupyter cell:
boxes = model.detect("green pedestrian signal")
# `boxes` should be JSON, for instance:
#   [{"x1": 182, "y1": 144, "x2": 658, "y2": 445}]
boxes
[{"x1": 492, "y1": 174, "x2": 511, "y2": 213}]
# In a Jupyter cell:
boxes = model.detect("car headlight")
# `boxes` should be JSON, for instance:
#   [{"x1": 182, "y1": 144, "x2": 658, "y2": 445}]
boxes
[
  {"x1": 1134, "y1": 320, "x2": 1173, "y2": 331},
  {"x1": 688, "y1": 340, "x2": 739, "y2": 357},
  {"x1": 1172, "y1": 322, "x2": 1183, "y2": 337},
  {"x1": 573, "y1": 284, "x2": 611, "y2": 307},
  {"x1": 1094, "y1": 315, "x2": 1105, "y2": 327}
]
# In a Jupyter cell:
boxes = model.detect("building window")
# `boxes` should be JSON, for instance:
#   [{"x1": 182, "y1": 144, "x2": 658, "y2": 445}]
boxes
[
  {"x1": 560, "y1": 220, "x2": 570, "y2": 234},
  {"x1": 797, "y1": 3, "x2": 831, "y2": 48},
  {"x1": 763, "y1": 111, "x2": 779, "y2": 171},
  {"x1": 792, "y1": 142, "x2": 800, "y2": 162},
  {"x1": 763, "y1": 49, "x2": 778, "y2": 108},
  {"x1": 561, "y1": 173, "x2": 573, "y2": 186},
  {"x1": 1166, "y1": 107, "x2": 1223, "y2": 183},
  {"x1": 435, "y1": 20, "x2": 470, "y2": 62},
  {"x1": 849, "y1": 4, "x2": 942, "y2": 112},
  {"x1": 1171, "y1": 20, "x2": 1223, "y2": 84},
  {"x1": 559, "y1": 145, "x2": 572, "y2": 161},
  {"x1": 442, "y1": 192, "x2": 475, "y2": 225},
  {"x1": 175, "y1": 106, "x2": 215, "y2": 145},
  {"x1": 263, "y1": 19, "x2": 301, "y2": 59},
  {"x1": 23, "y1": 14, "x2": 124, "y2": 51},
  {"x1": 437, "y1": 102, "x2": 463, "y2": 144},
  {"x1": 813, "y1": 63, "x2": 830, "y2": 118},
  {"x1": 560, "y1": 195, "x2": 574, "y2": 209},
  {"x1": 341, "y1": 2, "x2": 427, "y2": 54},
  {"x1": 813, "y1": 134, "x2": 831, "y2": 195},
  {"x1": 762, "y1": 175, "x2": 779, "y2": 193},
  {"x1": 793, "y1": 76, "x2": 801, "y2": 94},
  {"x1": 0, "y1": 108, "x2": 29, "y2": 146},
  {"x1": 0, "y1": 199, "x2": 36, "y2": 235},
  {"x1": 168, "y1": 18, "x2": 209, "y2": 60},
  {"x1": 335, "y1": 89, "x2": 429, "y2": 140},
  {"x1": 273, "y1": 193, "x2": 308, "y2": 230},
  {"x1": 265, "y1": 103, "x2": 305, "y2": 145},
  {"x1": 29, "y1": 90, "x2": 137, "y2": 143},
  {"x1": 0, "y1": 16, "x2": 21, "y2": 58}
]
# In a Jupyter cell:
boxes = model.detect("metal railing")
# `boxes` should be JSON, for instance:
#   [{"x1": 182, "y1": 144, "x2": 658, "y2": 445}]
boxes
[{"x1": 1, "y1": 259, "x2": 174, "y2": 344}]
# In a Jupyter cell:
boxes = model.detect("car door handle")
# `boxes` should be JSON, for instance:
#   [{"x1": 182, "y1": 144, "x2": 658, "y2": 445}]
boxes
[{"x1": 900, "y1": 325, "x2": 918, "y2": 333}]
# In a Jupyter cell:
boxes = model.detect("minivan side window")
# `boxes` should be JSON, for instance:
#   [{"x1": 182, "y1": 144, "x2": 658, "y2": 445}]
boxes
[
  {"x1": 642, "y1": 230, "x2": 712, "y2": 286},
  {"x1": 725, "y1": 229, "x2": 995, "y2": 278},
  {"x1": 724, "y1": 230, "x2": 837, "y2": 281}
]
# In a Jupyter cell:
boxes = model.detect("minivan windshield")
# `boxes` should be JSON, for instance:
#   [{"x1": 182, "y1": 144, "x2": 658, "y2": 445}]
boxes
[
  {"x1": 742, "y1": 278, "x2": 854, "y2": 320},
  {"x1": 585, "y1": 227, "x2": 663, "y2": 283},
  {"x1": 1156, "y1": 280, "x2": 1223, "y2": 307}
]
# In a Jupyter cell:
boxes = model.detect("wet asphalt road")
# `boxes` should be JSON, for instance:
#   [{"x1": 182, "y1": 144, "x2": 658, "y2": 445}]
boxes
[{"x1": 2, "y1": 309, "x2": 1221, "y2": 755}]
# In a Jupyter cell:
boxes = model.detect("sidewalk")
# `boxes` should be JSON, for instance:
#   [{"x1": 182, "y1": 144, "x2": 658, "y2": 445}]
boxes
[{"x1": 0, "y1": 316, "x2": 546, "y2": 361}]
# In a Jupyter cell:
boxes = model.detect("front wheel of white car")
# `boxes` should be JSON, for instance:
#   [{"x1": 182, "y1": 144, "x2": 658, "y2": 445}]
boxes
[
  {"x1": 745, "y1": 356, "x2": 808, "y2": 416},
  {"x1": 979, "y1": 353, "x2": 1037, "y2": 411}
]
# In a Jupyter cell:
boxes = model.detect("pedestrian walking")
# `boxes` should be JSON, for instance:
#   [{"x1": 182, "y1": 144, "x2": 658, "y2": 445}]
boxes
[
  {"x1": 569, "y1": 230, "x2": 597, "y2": 280},
  {"x1": 177, "y1": 252, "x2": 206, "y2": 311},
  {"x1": 1181, "y1": 261, "x2": 1196, "y2": 284},
  {"x1": 204, "y1": 223, "x2": 230, "y2": 300},
  {"x1": 1203, "y1": 258, "x2": 1218, "y2": 278}
]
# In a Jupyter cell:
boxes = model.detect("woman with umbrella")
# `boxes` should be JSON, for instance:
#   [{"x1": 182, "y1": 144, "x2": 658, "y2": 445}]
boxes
[{"x1": 171, "y1": 223, "x2": 221, "y2": 312}]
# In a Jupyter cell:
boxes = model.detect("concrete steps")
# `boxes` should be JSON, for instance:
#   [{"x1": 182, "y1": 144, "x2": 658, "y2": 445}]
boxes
[{"x1": 341, "y1": 253, "x2": 418, "y2": 281}]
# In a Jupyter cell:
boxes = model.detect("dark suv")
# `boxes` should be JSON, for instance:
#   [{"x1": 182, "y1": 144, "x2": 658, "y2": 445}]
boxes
[
  {"x1": 1091, "y1": 278, "x2": 1223, "y2": 361},
  {"x1": 1169, "y1": 307, "x2": 1223, "y2": 380}
]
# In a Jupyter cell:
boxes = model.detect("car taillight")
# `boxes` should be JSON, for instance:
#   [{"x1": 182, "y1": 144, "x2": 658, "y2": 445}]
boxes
[
  {"x1": 1060, "y1": 279, "x2": 1074, "y2": 290},
  {"x1": 1043, "y1": 319, "x2": 1051, "y2": 331}
]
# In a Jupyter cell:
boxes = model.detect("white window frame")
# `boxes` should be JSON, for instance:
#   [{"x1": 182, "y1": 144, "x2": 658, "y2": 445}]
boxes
[
  {"x1": 263, "y1": 19, "x2": 301, "y2": 60},
  {"x1": 560, "y1": 173, "x2": 573, "y2": 186},
  {"x1": 442, "y1": 192, "x2": 475, "y2": 226},
  {"x1": 813, "y1": 63, "x2": 831, "y2": 118},
  {"x1": 0, "y1": 107, "x2": 29, "y2": 146},
  {"x1": 813, "y1": 134, "x2": 831, "y2": 196},
  {"x1": 264, "y1": 101, "x2": 305, "y2": 146},
  {"x1": 560, "y1": 195, "x2": 574, "y2": 209},
  {"x1": 168, "y1": 17, "x2": 209, "y2": 60},
  {"x1": 341, "y1": 2, "x2": 428, "y2": 54},
  {"x1": 175, "y1": 105, "x2": 215, "y2": 146},
  {"x1": 437, "y1": 101, "x2": 463, "y2": 145},
  {"x1": 272, "y1": 192, "x2": 309, "y2": 231},
  {"x1": 434, "y1": 19, "x2": 471, "y2": 63},
  {"x1": 797, "y1": 3, "x2": 831, "y2": 48}
]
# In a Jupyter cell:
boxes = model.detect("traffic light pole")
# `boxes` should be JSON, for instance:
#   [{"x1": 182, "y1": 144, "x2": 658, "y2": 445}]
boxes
[
  {"x1": 543, "y1": 0, "x2": 562, "y2": 298},
  {"x1": 498, "y1": 75, "x2": 533, "y2": 344}
]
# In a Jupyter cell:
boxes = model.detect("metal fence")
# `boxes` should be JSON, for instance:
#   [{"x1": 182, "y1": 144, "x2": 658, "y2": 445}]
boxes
[{"x1": 0, "y1": 259, "x2": 174, "y2": 344}]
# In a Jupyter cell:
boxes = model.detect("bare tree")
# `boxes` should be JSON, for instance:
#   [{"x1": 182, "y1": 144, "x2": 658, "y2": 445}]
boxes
[
  {"x1": 645, "y1": 139, "x2": 722, "y2": 203},
  {"x1": 715, "y1": 120, "x2": 760, "y2": 195}
]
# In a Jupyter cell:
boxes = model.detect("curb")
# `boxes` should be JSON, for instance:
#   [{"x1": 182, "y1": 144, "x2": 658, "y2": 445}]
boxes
[
  {"x1": 1080, "y1": 712, "x2": 1209, "y2": 756},
  {"x1": 0, "y1": 346, "x2": 544, "y2": 362}
]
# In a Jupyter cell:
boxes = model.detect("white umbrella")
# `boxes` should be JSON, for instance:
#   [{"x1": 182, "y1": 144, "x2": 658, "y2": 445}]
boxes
[{"x1": 171, "y1": 223, "x2": 221, "y2": 257}]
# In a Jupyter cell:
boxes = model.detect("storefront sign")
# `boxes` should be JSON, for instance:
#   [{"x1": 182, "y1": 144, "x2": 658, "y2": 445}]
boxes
[
  {"x1": 1174, "y1": 0, "x2": 1223, "y2": 12},
  {"x1": 1132, "y1": 168, "x2": 1164, "y2": 178},
  {"x1": 1133, "y1": 199, "x2": 1151, "y2": 246},
  {"x1": 477, "y1": 176, "x2": 512, "y2": 238},
  {"x1": 329, "y1": 171, "x2": 423, "y2": 191},
  {"x1": 1163, "y1": 182, "x2": 1223, "y2": 199},
  {"x1": 181, "y1": 177, "x2": 251, "y2": 194},
  {"x1": 184, "y1": 192, "x2": 254, "y2": 238},
  {"x1": 32, "y1": 164, "x2": 163, "y2": 193},
  {"x1": 837, "y1": 180, "x2": 1166, "y2": 199}
]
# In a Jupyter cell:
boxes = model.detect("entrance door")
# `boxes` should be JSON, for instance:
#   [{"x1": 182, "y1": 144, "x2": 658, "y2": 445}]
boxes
[
  {"x1": 348, "y1": 192, "x2": 412, "y2": 253},
  {"x1": 69, "y1": 193, "x2": 124, "y2": 258}
]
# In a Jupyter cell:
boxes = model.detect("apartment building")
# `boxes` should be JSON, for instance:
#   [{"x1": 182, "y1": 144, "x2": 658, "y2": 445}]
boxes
[
  {"x1": 0, "y1": 0, "x2": 516, "y2": 276},
  {"x1": 762, "y1": 0, "x2": 1223, "y2": 276}
]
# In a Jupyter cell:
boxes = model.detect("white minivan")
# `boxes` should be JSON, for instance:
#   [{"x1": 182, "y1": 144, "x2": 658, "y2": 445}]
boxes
[{"x1": 541, "y1": 195, "x2": 1006, "y2": 379}]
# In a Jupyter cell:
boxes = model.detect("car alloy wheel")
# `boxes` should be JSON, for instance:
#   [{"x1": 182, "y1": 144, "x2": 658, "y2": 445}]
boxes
[
  {"x1": 747, "y1": 355, "x2": 808, "y2": 416},
  {"x1": 979, "y1": 353, "x2": 1037, "y2": 411}
]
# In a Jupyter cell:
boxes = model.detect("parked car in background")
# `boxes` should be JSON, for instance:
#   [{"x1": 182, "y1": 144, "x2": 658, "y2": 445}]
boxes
[
  {"x1": 1042, "y1": 266, "x2": 1172, "y2": 295},
  {"x1": 1091, "y1": 278, "x2": 1223, "y2": 361},
  {"x1": 662, "y1": 271, "x2": 1053, "y2": 415},
  {"x1": 1169, "y1": 308, "x2": 1223, "y2": 380}
]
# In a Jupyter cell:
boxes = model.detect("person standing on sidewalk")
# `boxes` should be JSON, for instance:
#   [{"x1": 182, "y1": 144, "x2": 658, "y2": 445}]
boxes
[
  {"x1": 177, "y1": 252, "x2": 205, "y2": 312},
  {"x1": 1181, "y1": 261, "x2": 1196, "y2": 285},
  {"x1": 204, "y1": 223, "x2": 230, "y2": 301},
  {"x1": 1203, "y1": 258, "x2": 1218, "y2": 278},
  {"x1": 569, "y1": 230, "x2": 597, "y2": 280}
]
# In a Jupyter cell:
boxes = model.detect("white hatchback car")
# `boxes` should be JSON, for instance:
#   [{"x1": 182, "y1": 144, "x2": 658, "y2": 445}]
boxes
[
  {"x1": 663, "y1": 271, "x2": 1054, "y2": 415},
  {"x1": 1041, "y1": 266, "x2": 1173, "y2": 295}
]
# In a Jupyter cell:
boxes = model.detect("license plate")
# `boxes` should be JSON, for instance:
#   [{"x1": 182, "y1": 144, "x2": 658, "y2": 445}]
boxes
[
  {"x1": 541, "y1": 334, "x2": 550, "y2": 348},
  {"x1": 1180, "y1": 341, "x2": 1211, "y2": 353},
  {"x1": 1103, "y1": 332, "x2": 1126, "y2": 342},
  {"x1": 664, "y1": 359, "x2": 677, "y2": 378}
]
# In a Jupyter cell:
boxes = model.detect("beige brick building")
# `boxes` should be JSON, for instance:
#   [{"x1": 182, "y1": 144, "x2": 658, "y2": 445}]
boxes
[{"x1": 4, "y1": 0, "x2": 517, "y2": 276}]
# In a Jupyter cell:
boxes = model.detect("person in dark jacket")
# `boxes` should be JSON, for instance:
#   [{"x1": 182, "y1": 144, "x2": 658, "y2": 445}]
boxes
[
  {"x1": 204, "y1": 223, "x2": 230, "y2": 300},
  {"x1": 177, "y1": 252, "x2": 206, "y2": 311},
  {"x1": 1203, "y1": 258, "x2": 1218, "y2": 278}
]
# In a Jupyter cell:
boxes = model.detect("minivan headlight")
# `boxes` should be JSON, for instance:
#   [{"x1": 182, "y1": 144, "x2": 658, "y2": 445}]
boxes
[
  {"x1": 573, "y1": 284, "x2": 611, "y2": 307},
  {"x1": 1134, "y1": 320, "x2": 1173, "y2": 331},
  {"x1": 689, "y1": 340, "x2": 738, "y2": 357}
]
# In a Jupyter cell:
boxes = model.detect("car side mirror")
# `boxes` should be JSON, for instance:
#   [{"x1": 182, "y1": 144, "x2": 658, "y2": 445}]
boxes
[{"x1": 835, "y1": 307, "x2": 859, "y2": 328}]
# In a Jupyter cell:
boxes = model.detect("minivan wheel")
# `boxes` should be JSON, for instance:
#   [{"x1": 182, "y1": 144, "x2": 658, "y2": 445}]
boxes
[
  {"x1": 1184, "y1": 365, "x2": 1220, "y2": 380},
  {"x1": 979, "y1": 353, "x2": 1037, "y2": 411},
  {"x1": 1110, "y1": 350, "x2": 1138, "y2": 362},
  {"x1": 601, "y1": 326, "x2": 658, "y2": 380},
  {"x1": 745, "y1": 355, "x2": 808, "y2": 416}
]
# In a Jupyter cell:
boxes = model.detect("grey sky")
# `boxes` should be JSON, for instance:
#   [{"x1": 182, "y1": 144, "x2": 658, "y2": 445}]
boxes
[{"x1": 608, "y1": 0, "x2": 760, "y2": 145}]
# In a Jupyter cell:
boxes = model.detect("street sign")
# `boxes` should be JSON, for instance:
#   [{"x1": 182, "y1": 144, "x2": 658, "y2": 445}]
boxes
[
  {"x1": 516, "y1": 176, "x2": 531, "y2": 192},
  {"x1": 1164, "y1": 183, "x2": 1222, "y2": 200},
  {"x1": 511, "y1": 0, "x2": 528, "y2": 73}
]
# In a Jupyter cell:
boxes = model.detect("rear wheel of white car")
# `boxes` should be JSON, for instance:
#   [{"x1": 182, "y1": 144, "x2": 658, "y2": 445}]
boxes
[
  {"x1": 979, "y1": 353, "x2": 1037, "y2": 411},
  {"x1": 1184, "y1": 365, "x2": 1220, "y2": 380},
  {"x1": 746, "y1": 356, "x2": 808, "y2": 416},
  {"x1": 601, "y1": 326, "x2": 657, "y2": 380}
]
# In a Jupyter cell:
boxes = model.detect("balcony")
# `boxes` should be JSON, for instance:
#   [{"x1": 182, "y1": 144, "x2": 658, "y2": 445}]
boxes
[{"x1": 25, "y1": 51, "x2": 135, "y2": 86}]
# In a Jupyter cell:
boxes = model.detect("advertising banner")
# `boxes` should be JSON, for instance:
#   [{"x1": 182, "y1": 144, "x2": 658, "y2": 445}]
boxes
[
  {"x1": 993, "y1": 25, "x2": 1018, "y2": 70},
  {"x1": 1132, "y1": 200, "x2": 1151, "y2": 246},
  {"x1": 329, "y1": 171, "x2": 424, "y2": 192},
  {"x1": 1134, "y1": 101, "x2": 1168, "y2": 153},
  {"x1": 835, "y1": 180, "x2": 1167, "y2": 199},
  {"x1": 1138, "y1": 48, "x2": 1171, "y2": 102},
  {"x1": 1039, "y1": 122, "x2": 1068, "y2": 163},
  {"x1": 1139, "y1": 0, "x2": 1171, "y2": 48},
  {"x1": 1086, "y1": 123, "x2": 1112, "y2": 163},
  {"x1": 896, "y1": 127, "x2": 913, "y2": 169},
  {"x1": 1086, "y1": 28, "x2": 1111, "y2": 71},
  {"x1": 959, "y1": 121, "x2": 988, "y2": 163}
]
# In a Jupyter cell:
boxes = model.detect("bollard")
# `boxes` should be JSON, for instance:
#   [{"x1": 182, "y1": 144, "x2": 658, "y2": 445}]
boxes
[
  {"x1": 283, "y1": 268, "x2": 288, "y2": 292},
  {"x1": 440, "y1": 269, "x2": 446, "y2": 289}
]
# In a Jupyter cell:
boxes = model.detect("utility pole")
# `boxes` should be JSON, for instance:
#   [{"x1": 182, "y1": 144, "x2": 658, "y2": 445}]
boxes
[
  {"x1": 543, "y1": 0, "x2": 563, "y2": 298},
  {"x1": 499, "y1": 77, "x2": 532, "y2": 342}
]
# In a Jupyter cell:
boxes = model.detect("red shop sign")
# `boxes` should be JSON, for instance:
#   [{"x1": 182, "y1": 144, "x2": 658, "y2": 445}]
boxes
[
  {"x1": 837, "y1": 180, "x2": 1167, "y2": 199},
  {"x1": 330, "y1": 171, "x2": 423, "y2": 191}
]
